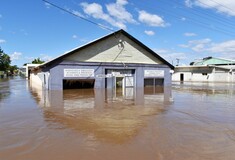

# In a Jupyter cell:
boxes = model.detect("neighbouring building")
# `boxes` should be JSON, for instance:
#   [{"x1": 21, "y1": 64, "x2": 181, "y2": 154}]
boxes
[
  {"x1": 19, "y1": 64, "x2": 40, "y2": 78},
  {"x1": 31, "y1": 29, "x2": 174, "y2": 91},
  {"x1": 173, "y1": 57, "x2": 235, "y2": 82}
]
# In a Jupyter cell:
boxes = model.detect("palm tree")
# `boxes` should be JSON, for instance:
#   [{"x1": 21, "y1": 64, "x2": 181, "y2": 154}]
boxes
[{"x1": 31, "y1": 58, "x2": 45, "y2": 64}]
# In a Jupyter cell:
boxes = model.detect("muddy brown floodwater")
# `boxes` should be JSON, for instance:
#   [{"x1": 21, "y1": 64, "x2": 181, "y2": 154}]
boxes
[{"x1": 1, "y1": 77, "x2": 235, "y2": 160}]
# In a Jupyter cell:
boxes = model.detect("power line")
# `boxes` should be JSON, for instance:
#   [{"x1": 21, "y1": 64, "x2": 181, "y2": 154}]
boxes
[
  {"x1": 42, "y1": 0, "x2": 115, "y2": 32},
  {"x1": 207, "y1": 0, "x2": 235, "y2": 14},
  {"x1": 170, "y1": 0, "x2": 235, "y2": 28},
  {"x1": 135, "y1": 0, "x2": 235, "y2": 37},
  {"x1": 165, "y1": 0, "x2": 235, "y2": 36},
  {"x1": 43, "y1": 0, "x2": 235, "y2": 37}
]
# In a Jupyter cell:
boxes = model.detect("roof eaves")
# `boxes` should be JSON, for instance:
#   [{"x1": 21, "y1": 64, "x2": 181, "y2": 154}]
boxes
[
  {"x1": 39, "y1": 29, "x2": 174, "y2": 70},
  {"x1": 120, "y1": 30, "x2": 174, "y2": 69},
  {"x1": 39, "y1": 30, "x2": 122, "y2": 68}
]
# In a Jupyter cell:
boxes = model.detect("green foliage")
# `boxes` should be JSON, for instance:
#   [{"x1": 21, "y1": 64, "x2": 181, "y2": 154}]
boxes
[
  {"x1": 32, "y1": 58, "x2": 45, "y2": 64},
  {"x1": 9, "y1": 65, "x2": 18, "y2": 75},
  {"x1": 0, "y1": 47, "x2": 11, "y2": 71}
]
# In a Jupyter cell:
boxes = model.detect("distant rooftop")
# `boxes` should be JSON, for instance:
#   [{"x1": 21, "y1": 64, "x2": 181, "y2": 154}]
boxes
[{"x1": 192, "y1": 57, "x2": 235, "y2": 66}]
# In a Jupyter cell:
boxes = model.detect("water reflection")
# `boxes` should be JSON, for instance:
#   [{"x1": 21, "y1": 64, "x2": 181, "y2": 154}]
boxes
[
  {"x1": 2, "y1": 78, "x2": 235, "y2": 160},
  {"x1": 30, "y1": 85, "x2": 172, "y2": 144},
  {"x1": 0, "y1": 78, "x2": 11, "y2": 101},
  {"x1": 173, "y1": 81, "x2": 235, "y2": 95}
]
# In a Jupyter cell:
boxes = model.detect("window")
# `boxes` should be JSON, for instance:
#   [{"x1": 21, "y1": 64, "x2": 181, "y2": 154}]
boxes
[{"x1": 63, "y1": 79, "x2": 95, "y2": 89}]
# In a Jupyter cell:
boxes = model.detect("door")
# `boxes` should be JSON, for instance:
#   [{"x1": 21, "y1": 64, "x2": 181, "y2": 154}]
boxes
[
  {"x1": 123, "y1": 76, "x2": 135, "y2": 99},
  {"x1": 180, "y1": 73, "x2": 184, "y2": 81}
]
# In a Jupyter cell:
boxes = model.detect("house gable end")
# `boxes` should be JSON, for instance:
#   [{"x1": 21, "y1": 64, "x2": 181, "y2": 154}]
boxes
[
  {"x1": 64, "y1": 33, "x2": 163, "y2": 65},
  {"x1": 39, "y1": 30, "x2": 174, "y2": 69}
]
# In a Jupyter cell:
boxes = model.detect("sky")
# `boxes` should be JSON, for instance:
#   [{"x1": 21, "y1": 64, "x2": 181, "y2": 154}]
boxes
[{"x1": 0, "y1": 0, "x2": 235, "y2": 67}]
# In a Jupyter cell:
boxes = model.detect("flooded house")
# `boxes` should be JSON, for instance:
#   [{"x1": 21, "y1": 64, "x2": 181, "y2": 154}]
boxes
[
  {"x1": 31, "y1": 29, "x2": 174, "y2": 91},
  {"x1": 24, "y1": 64, "x2": 40, "y2": 78},
  {"x1": 173, "y1": 57, "x2": 235, "y2": 82}
]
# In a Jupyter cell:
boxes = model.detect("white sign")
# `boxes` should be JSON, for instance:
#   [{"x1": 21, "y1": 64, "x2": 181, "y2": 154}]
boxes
[
  {"x1": 96, "y1": 74, "x2": 113, "y2": 78},
  {"x1": 64, "y1": 69, "x2": 94, "y2": 77},
  {"x1": 112, "y1": 72, "x2": 132, "y2": 77},
  {"x1": 144, "y1": 70, "x2": 164, "y2": 77}
]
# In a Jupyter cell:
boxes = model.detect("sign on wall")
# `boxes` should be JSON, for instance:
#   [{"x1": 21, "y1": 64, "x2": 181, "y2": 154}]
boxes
[
  {"x1": 144, "y1": 70, "x2": 164, "y2": 77},
  {"x1": 64, "y1": 69, "x2": 94, "y2": 77}
]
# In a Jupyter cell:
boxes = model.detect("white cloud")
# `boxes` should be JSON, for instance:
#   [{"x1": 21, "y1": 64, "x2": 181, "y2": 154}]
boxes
[
  {"x1": 185, "y1": 0, "x2": 193, "y2": 7},
  {"x1": 0, "y1": 39, "x2": 6, "y2": 43},
  {"x1": 144, "y1": 30, "x2": 155, "y2": 36},
  {"x1": 179, "y1": 38, "x2": 212, "y2": 52},
  {"x1": 155, "y1": 49, "x2": 169, "y2": 54},
  {"x1": 178, "y1": 38, "x2": 235, "y2": 60},
  {"x1": 40, "y1": 54, "x2": 53, "y2": 62},
  {"x1": 24, "y1": 54, "x2": 53, "y2": 63},
  {"x1": 106, "y1": 0, "x2": 136, "y2": 24},
  {"x1": 81, "y1": 2, "x2": 127, "y2": 29},
  {"x1": 81, "y1": 2, "x2": 104, "y2": 19},
  {"x1": 161, "y1": 52, "x2": 187, "y2": 60},
  {"x1": 72, "y1": 10, "x2": 84, "y2": 17},
  {"x1": 185, "y1": 0, "x2": 235, "y2": 16},
  {"x1": 178, "y1": 44, "x2": 189, "y2": 48},
  {"x1": 25, "y1": 56, "x2": 34, "y2": 62},
  {"x1": 189, "y1": 38, "x2": 212, "y2": 44},
  {"x1": 208, "y1": 40, "x2": 235, "y2": 54},
  {"x1": 10, "y1": 52, "x2": 22, "y2": 61},
  {"x1": 116, "y1": 0, "x2": 128, "y2": 6},
  {"x1": 44, "y1": 2, "x2": 51, "y2": 9},
  {"x1": 184, "y1": 32, "x2": 197, "y2": 37},
  {"x1": 192, "y1": 43, "x2": 206, "y2": 52},
  {"x1": 189, "y1": 38, "x2": 212, "y2": 52},
  {"x1": 205, "y1": 40, "x2": 235, "y2": 60},
  {"x1": 154, "y1": 48, "x2": 188, "y2": 65},
  {"x1": 181, "y1": 17, "x2": 186, "y2": 21},
  {"x1": 72, "y1": 35, "x2": 78, "y2": 39},
  {"x1": 138, "y1": 10, "x2": 166, "y2": 27}
]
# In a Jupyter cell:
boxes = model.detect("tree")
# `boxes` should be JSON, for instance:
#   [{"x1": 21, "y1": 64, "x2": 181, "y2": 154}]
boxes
[
  {"x1": 9, "y1": 65, "x2": 18, "y2": 75},
  {"x1": 0, "y1": 47, "x2": 11, "y2": 71},
  {"x1": 32, "y1": 58, "x2": 44, "y2": 64}
]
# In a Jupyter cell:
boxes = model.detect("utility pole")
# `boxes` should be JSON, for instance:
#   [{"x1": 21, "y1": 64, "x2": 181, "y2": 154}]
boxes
[{"x1": 176, "y1": 58, "x2": 180, "y2": 66}]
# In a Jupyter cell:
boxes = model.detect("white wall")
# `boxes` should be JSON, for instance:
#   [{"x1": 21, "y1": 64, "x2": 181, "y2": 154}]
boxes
[
  {"x1": 173, "y1": 72, "x2": 232, "y2": 82},
  {"x1": 30, "y1": 73, "x2": 43, "y2": 89},
  {"x1": 65, "y1": 34, "x2": 163, "y2": 65},
  {"x1": 173, "y1": 65, "x2": 235, "y2": 83}
]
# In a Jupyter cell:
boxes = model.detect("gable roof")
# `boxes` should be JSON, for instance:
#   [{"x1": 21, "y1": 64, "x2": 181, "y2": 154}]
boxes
[{"x1": 39, "y1": 29, "x2": 174, "y2": 69}]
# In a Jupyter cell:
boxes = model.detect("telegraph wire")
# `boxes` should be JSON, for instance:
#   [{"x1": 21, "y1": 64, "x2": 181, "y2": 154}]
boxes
[
  {"x1": 42, "y1": 0, "x2": 115, "y2": 32},
  {"x1": 42, "y1": 0, "x2": 129, "y2": 76},
  {"x1": 135, "y1": 0, "x2": 235, "y2": 37},
  {"x1": 207, "y1": 0, "x2": 235, "y2": 14},
  {"x1": 43, "y1": 0, "x2": 129, "y2": 74},
  {"x1": 169, "y1": 0, "x2": 235, "y2": 28},
  {"x1": 43, "y1": 0, "x2": 235, "y2": 37},
  {"x1": 163, "y1": 0, "x2": 235, "y2": 35}
]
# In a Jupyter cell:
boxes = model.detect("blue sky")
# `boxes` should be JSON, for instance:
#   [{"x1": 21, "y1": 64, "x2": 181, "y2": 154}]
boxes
[{"x1": 0, "y1": 0, "x2": 235, "y2": 67}]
